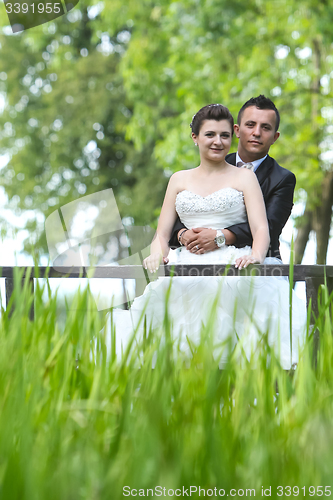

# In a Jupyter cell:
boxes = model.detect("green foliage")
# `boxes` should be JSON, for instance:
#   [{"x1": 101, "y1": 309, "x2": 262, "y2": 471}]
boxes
[
  {"x1": 0, "y1": 2, "x2": 167, "y2": 254},
  {"x1": 1, "y1": 0, "x2": 333, "y2": 259},
  {"x1": 102, "y1": 0, "x2": 333, "y2": 191}
]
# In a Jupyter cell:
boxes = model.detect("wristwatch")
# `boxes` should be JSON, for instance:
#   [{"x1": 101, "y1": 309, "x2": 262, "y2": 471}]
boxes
[{"x1": 214, "y1": 230, "x2": 226, "y2": 248}]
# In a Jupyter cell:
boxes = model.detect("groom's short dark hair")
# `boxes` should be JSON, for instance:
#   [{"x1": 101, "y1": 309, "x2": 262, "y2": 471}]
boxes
[{"x1": 237, "y1": 95, "x2": 280, "y2": 132}]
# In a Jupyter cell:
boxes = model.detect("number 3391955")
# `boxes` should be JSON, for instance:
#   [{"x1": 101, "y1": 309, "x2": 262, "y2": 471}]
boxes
[
  {"x1": 5, "y1": 3, "x2": 62, "y2": 14},
  {"x1": 277, "y1": 486, "x2": 331, "y2": 496}
]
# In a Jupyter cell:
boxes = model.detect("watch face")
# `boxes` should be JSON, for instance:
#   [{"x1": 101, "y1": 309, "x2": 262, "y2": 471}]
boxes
[{"x1": 215, "y1": 234, "x2": 226, "y2": 247}]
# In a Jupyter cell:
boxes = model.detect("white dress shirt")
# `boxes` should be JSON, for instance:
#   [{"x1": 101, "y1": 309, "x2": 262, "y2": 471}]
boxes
[{"x1": 235, "y1": 152, "x2": 267, "y2": 172}]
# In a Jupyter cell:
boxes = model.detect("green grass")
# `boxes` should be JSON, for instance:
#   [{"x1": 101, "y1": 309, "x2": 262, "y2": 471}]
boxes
[{"x1": 0, "y1": 272, "x2": 332, "y2": 499}]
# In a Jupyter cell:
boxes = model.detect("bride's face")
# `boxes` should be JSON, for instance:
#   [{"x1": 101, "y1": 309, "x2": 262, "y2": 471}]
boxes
[{"x1": 192, "y1": 120, "x2": 233, "y2": 163}]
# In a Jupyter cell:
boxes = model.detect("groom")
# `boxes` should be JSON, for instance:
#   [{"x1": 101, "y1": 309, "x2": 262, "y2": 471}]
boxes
[{"x1": 168, "y1": 95, "x2": 295, "y2": 261}]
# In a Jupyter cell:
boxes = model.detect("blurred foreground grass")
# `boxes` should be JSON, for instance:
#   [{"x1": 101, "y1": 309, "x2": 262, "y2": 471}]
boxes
[{"x1": 0, "y1": 272, "x2": 333, "y2": 499}]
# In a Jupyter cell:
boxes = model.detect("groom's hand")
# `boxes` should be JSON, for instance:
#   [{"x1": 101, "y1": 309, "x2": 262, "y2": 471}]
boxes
[
  {"x1": 186, "y1": 228, "x2": 218, "y2": 254},
  {"x1": 187, "y1": 228, "x2": 237, "y2": 253}
]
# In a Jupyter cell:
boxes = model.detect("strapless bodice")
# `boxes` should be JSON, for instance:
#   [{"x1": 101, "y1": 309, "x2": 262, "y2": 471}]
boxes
[{"x1": 175, "y1": 187, "x2": 247, "y2": 229}]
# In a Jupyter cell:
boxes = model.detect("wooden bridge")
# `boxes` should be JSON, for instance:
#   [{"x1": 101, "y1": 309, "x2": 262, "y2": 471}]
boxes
[{"x1": 2, "y1": 264, "x2": 333, "y2": 322}]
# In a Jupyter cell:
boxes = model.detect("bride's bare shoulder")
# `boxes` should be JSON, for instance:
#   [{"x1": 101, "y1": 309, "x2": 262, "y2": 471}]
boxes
[
  {"x1": 226, "y1": 162, "x2": 242, "y2": 173},
  {"x1": 169, "y1": 169, "x2": 195, "y2": 190},
  {"x1": 172, "y1": 168, "x2": 196, "y2": 179},
  {"x1": 229, "y1": 164, "x2": 255, "y2": 179},
  {"x1": 235, "y1": 168, "x2": 259, "y2": 193},
  {"x1": 224, "y1": 163, "x2": 257, "y2": 191}
]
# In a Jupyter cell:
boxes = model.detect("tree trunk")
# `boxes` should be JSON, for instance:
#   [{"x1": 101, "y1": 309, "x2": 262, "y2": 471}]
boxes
[
  {"x1": 294, "y1": 208, "x2": 313, "y2": 264},
  {"x1": 309, "y1": 38, "x2": 333, "y2": 264},
  {"x1": 313, "y1": 171, "x2": 333, "y2": 264}
]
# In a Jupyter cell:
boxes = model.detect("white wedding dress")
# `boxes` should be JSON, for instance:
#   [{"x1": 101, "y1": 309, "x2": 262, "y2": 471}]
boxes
[{"x1": 106, "y1": 188, "x2": 307, "y2": 369}]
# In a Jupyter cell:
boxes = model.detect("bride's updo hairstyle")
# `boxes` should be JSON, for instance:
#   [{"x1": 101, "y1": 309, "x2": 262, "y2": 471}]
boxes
[{"x1": 190, "y1": 104, "x2": 234, "y2": 136}]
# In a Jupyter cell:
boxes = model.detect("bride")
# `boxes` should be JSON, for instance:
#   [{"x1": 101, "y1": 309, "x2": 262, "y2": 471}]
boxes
[{"x1": 108, "y1": 104, "x2": 306, "y2": 368}]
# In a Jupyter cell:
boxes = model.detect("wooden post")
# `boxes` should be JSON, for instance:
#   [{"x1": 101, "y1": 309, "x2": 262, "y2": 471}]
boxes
[
  {"x1": 305, "y1": 277, "x2": 333, "y2": 317},
  {"x1": 5, "y1": 277, "x2": 34, "y2": 320},
  {"x1": 122, "y1": 279, "x2": 129, "y2": 310},
  {"x1": 5, "y1": 278, "x2": 14, "y2": 314},
  {"x1": 305, "y1": 276, "x2": 333, "y2": 367},
  {"x1": 28, "y1": 277, "x2": 34, "y2": 321}
]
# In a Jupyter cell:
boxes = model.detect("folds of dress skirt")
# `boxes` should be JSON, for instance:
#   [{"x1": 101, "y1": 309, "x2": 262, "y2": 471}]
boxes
[{"x1": 104, "y1": 250, "x2": 307, "y2": 370}]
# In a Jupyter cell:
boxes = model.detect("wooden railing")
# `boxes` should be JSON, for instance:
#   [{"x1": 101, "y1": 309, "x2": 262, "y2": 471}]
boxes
[{"x1": 2, "y1": 264, "x2": 333, "y2": 321}]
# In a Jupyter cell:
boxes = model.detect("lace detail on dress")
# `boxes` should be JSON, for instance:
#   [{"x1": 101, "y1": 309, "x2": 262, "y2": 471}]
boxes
[
  {"x1": 176, "y1": 187, "x2": 244, "y2": 215},
  {"x1": 175, "y1": 187, "x2": 247, "y2": 230}
]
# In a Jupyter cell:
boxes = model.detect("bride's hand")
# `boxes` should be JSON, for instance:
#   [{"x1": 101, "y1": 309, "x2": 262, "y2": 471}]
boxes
[
  {"x1": 235, "y1": 254, "x2": 261, "y2": 270},
  {"x1": 143, "y1": 253, "x2": 163, "y2": 273}
]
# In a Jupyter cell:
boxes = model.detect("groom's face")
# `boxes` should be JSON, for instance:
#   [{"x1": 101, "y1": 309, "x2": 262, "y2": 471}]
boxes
[{"x1": 234, "y1": 106, "x2": 280, "y2": 161}]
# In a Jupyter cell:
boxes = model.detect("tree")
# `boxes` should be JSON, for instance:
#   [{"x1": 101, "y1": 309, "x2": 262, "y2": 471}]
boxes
[
  {"x1": 1, "y1": 0, "x2": 333, "y2": 262},
  {"x1": 101, "y1": 0, "x2": 333, "y2": 263},
  {"x1": 0, "y1": 1, "x2": 167, "y2": 259}
]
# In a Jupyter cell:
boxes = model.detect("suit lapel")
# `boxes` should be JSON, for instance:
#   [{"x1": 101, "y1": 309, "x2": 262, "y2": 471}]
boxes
[
  {"x1": 226, "y1": 152, "x2": 237, "y2": 166},
  {"x1": 254, "y1": 155, "x2": 274, "y2": 185},
  {"x1": 227, "y1": 152, "x2": 274, "y2": 185}
]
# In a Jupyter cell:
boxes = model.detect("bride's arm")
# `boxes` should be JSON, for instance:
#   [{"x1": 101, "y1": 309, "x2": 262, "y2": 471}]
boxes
[
  {"x1": 235, "y1": 170, "x2": 270, "y2": 269},
  {"x1": 143, "y1": 173, "x2": 181, "y2": 272}
]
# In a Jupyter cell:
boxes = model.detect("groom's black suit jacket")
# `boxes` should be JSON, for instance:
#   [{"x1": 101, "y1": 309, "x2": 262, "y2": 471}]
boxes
[{"x1": 168, "y1": 153, "x2": 296, "y2": 260}]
